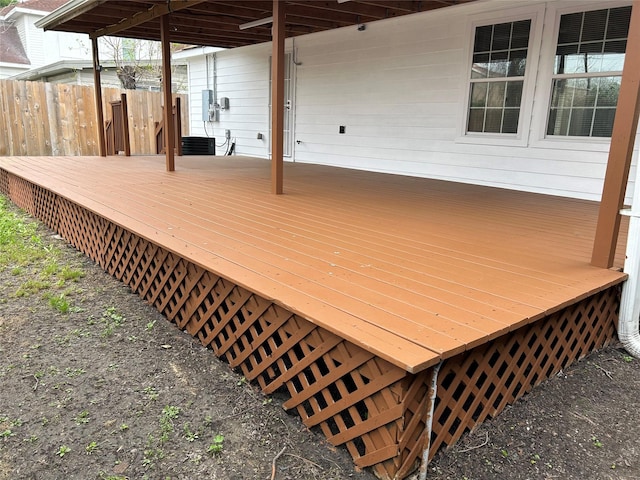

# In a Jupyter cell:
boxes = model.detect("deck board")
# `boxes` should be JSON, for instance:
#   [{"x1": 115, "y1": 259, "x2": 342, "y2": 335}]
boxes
[{"x1": 0, "y1": 154, "x2": 627, "y2": 372}]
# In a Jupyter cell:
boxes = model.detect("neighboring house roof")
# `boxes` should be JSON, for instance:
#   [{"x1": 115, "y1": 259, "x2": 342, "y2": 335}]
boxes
[
  {"x1": 0, "y1": 0, "x2": 69, "y2": 17},
  {"x1": 0, "y1": 23, "x2": 29, "y2": 65}
]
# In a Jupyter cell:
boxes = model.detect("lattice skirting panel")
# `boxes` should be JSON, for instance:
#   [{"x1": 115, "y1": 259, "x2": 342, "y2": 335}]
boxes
[{"x1": 0, "y1": 170, "x2": 621, "y2": 480}]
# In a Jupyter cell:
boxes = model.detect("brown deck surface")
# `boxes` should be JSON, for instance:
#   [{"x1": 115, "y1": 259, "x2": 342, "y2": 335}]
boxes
[{"x1": 0, "y1": 155, "x2": 627, "y2": 372}]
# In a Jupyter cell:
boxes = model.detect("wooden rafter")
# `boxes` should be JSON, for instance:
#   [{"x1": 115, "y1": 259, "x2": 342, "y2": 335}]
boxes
[
  {"x1": 40, "y1": 1, "x2": 475, "y2": 49},
  {"x1": 90, "y1": 0, "x2": 208, "y2": 39}
]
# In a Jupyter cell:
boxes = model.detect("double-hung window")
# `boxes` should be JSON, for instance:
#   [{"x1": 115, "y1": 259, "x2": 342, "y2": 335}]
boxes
[
  {"x1": 547, "y1": 6, "x2": 632, "y2": 138},
  {"x1": 467, "y1": 19, "x2": 532, "y2": 134}
]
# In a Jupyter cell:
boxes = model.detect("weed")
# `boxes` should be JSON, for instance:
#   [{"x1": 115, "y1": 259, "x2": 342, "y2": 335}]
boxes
[
  {"x1": 104, "y1": 306, "x2": 124, "y2": 325},
  {"x1": 85, "y1": 441, "x2": 98, "y2": 454},
  {"x1": 207, "y1": 434, "x2": 224, "y2": 455},
  {"x1": 24, "y1": 434, "x2": 38, "y2": 443},
  {"x1": 146, "y1": 320, "x2": 156, "y2": 331},
  {"x1": 204, "y1": 415, "x2": 213, "y2": 427},
  {"x1": 108, "y1": 363, "x2": 119, "y2": 371},
  {"x1": 143, "y1": 386, "x2": 159, "y2": 401},
  {"x1": 592, "y1": 435, "x2": 603, "y2": 448},
  {"x1": 162, "y1": 405, "x2": 180, "y2": 420},
  {"x1": 45, "y1": 292, "x2": 70, "y2": 313},
  {"x1": 57, "y1": 445, "x2": 71, "y2": 457},
  {"x1": 34, "y1": 370, "x2": 45, "y2": 379},
  {"x1": 120, "y1": 423, "x2": 129, "y2": 431},
  {"x1": 100, "y1": 306, "x2": 125, "y2": 337},
  {"x1": 530, "y1": 453, "x2": 541, "y2": 464},
  {"x1": 183, "y1": 423, "x2": 199, "y2": 442},
  {"x1": 0, "y1": 429, "x2": 13, "y2": 439},
  {"x1": 75, "y1": 410, "x2": 90, "y2": 425},
  {"x1": 237, "y1": 376, "x2": 247, "y2": 386},
  {"x1": 501, "y1": 449, "x2": 509, "y2": 458},
  {"x1": 65, "y1": 367, "x2": 86, "y2": 378},
  {"x1": 623, "y1": 354, "x2": 634, "y2": 363}
]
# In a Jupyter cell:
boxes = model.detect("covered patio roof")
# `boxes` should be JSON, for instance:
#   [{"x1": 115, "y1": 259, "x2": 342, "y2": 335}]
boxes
[{"x1": 36, "y1": 0, "x2": 472, "y2": 49}]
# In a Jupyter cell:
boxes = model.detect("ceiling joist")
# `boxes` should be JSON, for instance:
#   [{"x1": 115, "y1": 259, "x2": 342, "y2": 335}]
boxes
[{"x1": 90, "y1": 0, "x2": 208, "y2": 39}]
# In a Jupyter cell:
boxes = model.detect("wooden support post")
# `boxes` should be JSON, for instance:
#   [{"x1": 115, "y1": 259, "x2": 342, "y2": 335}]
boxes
[
  {"x1": 271, "y1": 0, "x2": 285, "y2": 194},
  {"x1": 592, "y1": 1, "x2": 640, "y2": 268},
  {"x1": 161, "y1": 14, "x2": 175, "y2": 172},
  {"x1": 175, "y1": 97, "x2": 183, "y2": 156},
  {"x1": 120, "y1": 93, "x2": 131, "y2": 156},
  {"x1": 91, "y1": 37, "x2": 106, "y2": 157}
]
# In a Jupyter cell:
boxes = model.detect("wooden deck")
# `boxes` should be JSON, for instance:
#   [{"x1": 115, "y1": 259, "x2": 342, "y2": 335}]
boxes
[
  {"x1": 0, "y1": 154, "x2": 627, "y2": 478},
  {"x1": 0, "y1": 155, "x2": 626, "y2": 371}
]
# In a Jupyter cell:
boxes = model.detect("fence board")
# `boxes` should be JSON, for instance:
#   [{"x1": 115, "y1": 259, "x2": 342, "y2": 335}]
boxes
[{"x1": 0, "y1": 79, "x2": 188, "y2": 156}]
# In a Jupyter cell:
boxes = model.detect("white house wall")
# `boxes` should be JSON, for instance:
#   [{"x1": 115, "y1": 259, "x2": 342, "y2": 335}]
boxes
[
  {"x1": 187, "y1": 44, "x2": 271, "y2": 157},
  {"x1": 184, "y1": 0, "x2": 639, "y2": 202}
]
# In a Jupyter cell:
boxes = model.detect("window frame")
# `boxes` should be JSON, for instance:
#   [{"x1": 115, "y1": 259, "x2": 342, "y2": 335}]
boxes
[
  {"x1": 545, "y1": 5, "x2": 631, "y2": 139},
  {"x1": 531, "y1": 0, "x2": 633, "y2": 149},
  {"x1": 457, "y1": 5, "x2": 544, "y2": 147}
]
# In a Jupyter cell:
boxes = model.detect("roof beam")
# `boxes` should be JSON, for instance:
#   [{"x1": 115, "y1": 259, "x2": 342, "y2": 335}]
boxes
[{"x1": 90, "y1": 0, "x2": 208, "y2": 39}]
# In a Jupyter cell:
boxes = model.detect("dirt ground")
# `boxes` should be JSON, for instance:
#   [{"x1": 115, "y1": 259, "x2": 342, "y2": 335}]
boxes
[{"x1": 2, "y1": 198, "x2": 640, "y2": 480}]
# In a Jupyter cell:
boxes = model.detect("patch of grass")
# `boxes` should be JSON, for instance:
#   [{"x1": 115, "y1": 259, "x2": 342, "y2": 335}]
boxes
[
  {"x1": 42, "y1": 261, "x2": 60, "y2": 277},
  {"x1": 60, "y1": 266, "x2": 84, "y2": 282},
  {"x1": 15, "y1": 279, "x2": 50, "y2": 297},
  {"x1": 0, "y1": 196, "x2": 51, "y2": 269}
]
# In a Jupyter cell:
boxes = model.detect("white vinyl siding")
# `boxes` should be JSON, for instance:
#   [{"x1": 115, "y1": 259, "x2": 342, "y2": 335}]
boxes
[{"x1": 182, "y1": 0, "x2": 638, "y2": 202}]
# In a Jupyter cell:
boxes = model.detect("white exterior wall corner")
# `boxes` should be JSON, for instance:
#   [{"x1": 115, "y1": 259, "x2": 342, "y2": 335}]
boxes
[{"x1": 183, "y1": 0, "x2": 638, "y2": 202}]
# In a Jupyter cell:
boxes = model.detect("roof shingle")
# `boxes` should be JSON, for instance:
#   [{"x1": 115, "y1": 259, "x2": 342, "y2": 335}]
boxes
[
  {"x1": 0, "y1": 0, "x2": 69, "y2": 17},
  {"x1": 0, "y1": 23, "x2": 30, "y2": 65}
]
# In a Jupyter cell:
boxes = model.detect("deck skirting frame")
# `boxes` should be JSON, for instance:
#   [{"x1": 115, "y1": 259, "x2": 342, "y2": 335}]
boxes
[{"x1": 0, "y1": 170, "x2": 620, "y2": 480}]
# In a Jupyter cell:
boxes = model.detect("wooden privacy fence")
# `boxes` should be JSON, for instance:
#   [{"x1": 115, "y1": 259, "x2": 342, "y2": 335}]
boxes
[{"x1": 0, "y1": 79, "x2": 188, "y2": 156}]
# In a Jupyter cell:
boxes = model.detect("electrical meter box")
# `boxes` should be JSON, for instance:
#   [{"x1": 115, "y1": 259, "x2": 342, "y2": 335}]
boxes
[{"x1": 201, "y1": 90, "x2": 214, "y2": 122}]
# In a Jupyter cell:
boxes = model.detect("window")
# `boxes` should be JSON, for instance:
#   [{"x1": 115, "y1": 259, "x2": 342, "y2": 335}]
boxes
[
  {"x1": 547, "y1": 6, "x2": 631, "y2": 138},
  {"x1": 467, "y1": 19, "x2": 531, "y2": 134}
]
